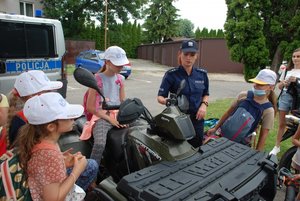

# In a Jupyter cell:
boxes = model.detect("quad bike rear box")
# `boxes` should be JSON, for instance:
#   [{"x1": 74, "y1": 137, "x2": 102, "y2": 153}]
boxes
[{"x1": 99, "y1": 138, "x2": 277, "y2": 201}]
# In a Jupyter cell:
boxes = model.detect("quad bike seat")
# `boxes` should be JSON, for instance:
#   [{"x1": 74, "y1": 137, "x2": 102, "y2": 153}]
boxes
[
  {"x1": 104, "y1": 127, "x2": 134, "y2": 182},
  {"x1": 106, "y1": 127, "x2": 129, "y2": 161}
]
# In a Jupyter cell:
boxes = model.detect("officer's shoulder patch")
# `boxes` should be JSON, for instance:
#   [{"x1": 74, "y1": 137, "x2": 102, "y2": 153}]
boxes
[
  {"x1": 196, "y1": 67, "x2": 207, "y2": 73},
  {"x1": 166, "y1": 67, "x2": 179, "y2": 74}
]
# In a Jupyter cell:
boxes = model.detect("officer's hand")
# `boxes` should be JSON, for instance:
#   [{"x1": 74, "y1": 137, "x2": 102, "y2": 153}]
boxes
[{"x1": 196, "y1": 105, "x2": 206, "y2": 120}]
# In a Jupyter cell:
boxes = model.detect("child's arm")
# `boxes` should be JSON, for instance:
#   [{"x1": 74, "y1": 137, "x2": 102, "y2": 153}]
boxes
[
  {"x1": 206, "y1": 100, "x2": 238, "y2": 136},
  {"x1": 256, "y1": 128, "x2": 269, "y2": 151},
  {"x1": 120, "y1": 81, "x2": 125, "y2": 102}
]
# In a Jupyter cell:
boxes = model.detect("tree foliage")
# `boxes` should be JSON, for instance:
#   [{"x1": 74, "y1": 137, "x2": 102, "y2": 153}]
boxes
[
  {"x1": 79, "y1": 22, "x2": 142, "y2": 58},
  {"x1": 41, "y1": 0, "x2": 147, "y2": 38},
  {"x1": 175, "y1": 19, "x2": 195, "y2": 38},
  {"x1": 225, "y1": 0, "x2": 300, "y2": 80},
  {"x1": 143, "y1": 0, "x2": 179, "y2": 43},
  {"x1": 194, "y1": 28, "x2": 224, "y2": 39}
]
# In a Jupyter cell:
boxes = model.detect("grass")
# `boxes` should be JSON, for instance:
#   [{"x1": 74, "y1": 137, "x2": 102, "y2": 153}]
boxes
[{"x1": 206, "y1": 98, "x2": 293, "y2": 160}]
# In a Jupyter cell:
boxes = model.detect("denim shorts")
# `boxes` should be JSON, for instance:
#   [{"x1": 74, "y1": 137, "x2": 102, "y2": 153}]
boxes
[{"x1": 278, "y1": 90, "x2": 293, "y2": 112}]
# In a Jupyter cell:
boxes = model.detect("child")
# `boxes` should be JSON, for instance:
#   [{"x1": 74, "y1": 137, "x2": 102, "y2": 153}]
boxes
[
  {"x1": 7, "y1": 70, "x2": 63, "y2": 146},
  {"x1": 86, "y1": 46, "x2": 129, "y2": 165},
  {"x1": 0, "y1": 93, "x2": 9, "y2": 156},
  {"x1": 16, "y1": 92, "x2": 87, "y2": 200},
  {"x1": 207, "y1": 69, "x2": 277, "y2": 151}
]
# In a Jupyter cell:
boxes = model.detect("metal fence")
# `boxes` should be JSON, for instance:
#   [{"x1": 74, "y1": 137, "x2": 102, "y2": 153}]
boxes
[
  {"x1": 137, "y1": 39, "x2": 244, "y2": 74},
  {"x1": 65, "y1": 39, "x2": 95, "y2": 64}
]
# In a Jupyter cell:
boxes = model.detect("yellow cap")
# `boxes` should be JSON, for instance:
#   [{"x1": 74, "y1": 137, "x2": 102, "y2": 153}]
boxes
[{"x1": 0, "y1": 94, "x2": 9, "y2": 108}]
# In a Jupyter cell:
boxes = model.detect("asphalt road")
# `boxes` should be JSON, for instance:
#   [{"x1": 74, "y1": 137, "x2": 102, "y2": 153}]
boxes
[
  {"x1": 66, "y1": 59, "x2": 252, "y2": 115},
  {"x1": 66, "y1": 59, "x2": 285, "y2": 200}
]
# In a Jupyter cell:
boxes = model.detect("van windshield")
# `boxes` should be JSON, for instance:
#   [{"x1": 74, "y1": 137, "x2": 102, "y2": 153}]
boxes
[{"x1": 0, "y1": 21, "x2": 56, "y2": 59}]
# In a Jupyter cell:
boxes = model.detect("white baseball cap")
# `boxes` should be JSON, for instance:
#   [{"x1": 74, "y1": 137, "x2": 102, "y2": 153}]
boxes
[
  {"x1": 14, "y1": 70, "x2": 63, "y2": 97},
  {"x1": 24, "y1": 92, "x2": 83, "y2": 125},
  {"x1": 104, "y1": 46, "x2": 129, "y2": 66},
  {"x1": 249, "y1": 69, "x2": 277, "y2": 85}
]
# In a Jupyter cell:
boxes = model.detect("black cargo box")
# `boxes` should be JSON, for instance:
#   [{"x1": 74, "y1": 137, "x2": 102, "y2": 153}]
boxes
[{"x1": 117, "y1": 137, "x2": 277, "y2": 201}]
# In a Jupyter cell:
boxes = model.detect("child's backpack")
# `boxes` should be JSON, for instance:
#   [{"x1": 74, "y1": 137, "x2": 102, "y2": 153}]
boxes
[
  {"x1": 0, "y1": 149, "x2": 32, "y2": 201},
  {"x1": 220, "y1": 91, "x2": 273, "y2": 145},
  {"x1": 83, "y1": 73, "x2": 123, "y2": 121}
]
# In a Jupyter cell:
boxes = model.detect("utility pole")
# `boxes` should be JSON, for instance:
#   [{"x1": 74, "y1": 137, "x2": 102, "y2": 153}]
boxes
[{"x1": 104, "y1": 0, "x2": 108, "y2": 49}]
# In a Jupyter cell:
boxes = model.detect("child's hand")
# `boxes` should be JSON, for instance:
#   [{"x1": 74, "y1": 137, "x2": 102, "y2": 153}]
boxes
[
  {"x1": 63, "y1": 148, "x2": 74, "y2": 168},
  {"x1": 72, "y1": 155, "x2": 87, "y2": 176},
  {"x1": 206, "y1": 128, "x2": 216, "y2": 136},
  {"x1": 109, "y1": 118, "x2": 127, "y2": 128}
]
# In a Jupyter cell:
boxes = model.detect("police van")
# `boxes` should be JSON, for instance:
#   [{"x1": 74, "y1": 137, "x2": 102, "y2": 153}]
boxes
[{"x1": 0, "y1": 13, "x2": 67, "y2": 97}]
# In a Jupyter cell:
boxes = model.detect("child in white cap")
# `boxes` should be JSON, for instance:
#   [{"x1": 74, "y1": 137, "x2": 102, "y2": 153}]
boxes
[
  {"x1": 85, "y1": 46, "x2": 129, "y2": 165},
  {"x1": 7, "y1": 70, "x2": 63, "y2": 146},
  {"x1": 15, "y1": 92, "x2": 87, "y2": 200},
  {"x1": 0, "y1": 93, "x2": 9, "y2": 156},
  {"x1": 207, "y1": 69, "x2": 277, "y2": 151}
]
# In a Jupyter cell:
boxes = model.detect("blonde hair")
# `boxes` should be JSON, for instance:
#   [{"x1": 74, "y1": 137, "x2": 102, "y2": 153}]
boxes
[
  {"x1": 6, "y1": 91, "x2": 26, "y2": 147},
  {"x1": 100, "y1": 63, "x2": 107, "y2": 73},
  {"x1": 177, "y1": 50, "x2": 183, "y2": 66}
]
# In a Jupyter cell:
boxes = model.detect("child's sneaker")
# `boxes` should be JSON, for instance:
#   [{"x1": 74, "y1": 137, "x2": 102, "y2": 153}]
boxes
[{"x1": 269, "y1": 146, "x2": 280, "y2": 155}]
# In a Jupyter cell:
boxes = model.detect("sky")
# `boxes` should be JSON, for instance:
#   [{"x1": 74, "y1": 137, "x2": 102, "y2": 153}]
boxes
[{"x1": 173, "y1": 0, "x2": 227, "y2": 30}]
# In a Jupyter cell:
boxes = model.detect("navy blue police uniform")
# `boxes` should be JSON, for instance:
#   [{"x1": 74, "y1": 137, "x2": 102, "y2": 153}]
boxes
[{"x1": 158, "y1": 65, "x2": 209, "y2": 147}]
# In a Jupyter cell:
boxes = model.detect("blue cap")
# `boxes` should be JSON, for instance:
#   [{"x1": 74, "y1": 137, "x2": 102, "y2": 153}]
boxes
[{"x1": 180, "y1": 40, "x2": 198, "y2": 53}]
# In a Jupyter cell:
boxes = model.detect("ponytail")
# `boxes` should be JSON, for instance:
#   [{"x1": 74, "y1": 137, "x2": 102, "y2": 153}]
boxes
[
  {"x1": 100, "y1": 63, "x2": 107, "y2": 73},
  {"x1": 177, "y1": 50, "x2": 182, "y2": 66}
]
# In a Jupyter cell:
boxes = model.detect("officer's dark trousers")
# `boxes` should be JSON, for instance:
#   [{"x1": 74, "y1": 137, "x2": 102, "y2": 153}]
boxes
[{"x1": 187, "y1": 114, "x2": 204, "y2": 148}]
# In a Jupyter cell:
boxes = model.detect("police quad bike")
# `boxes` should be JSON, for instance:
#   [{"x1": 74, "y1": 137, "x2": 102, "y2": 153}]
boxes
[{"x1": 58, "y1": 67, "x2": 278, "y2": 201}]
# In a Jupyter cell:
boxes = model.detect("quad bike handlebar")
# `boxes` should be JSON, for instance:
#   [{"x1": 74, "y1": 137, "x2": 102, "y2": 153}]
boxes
[{"x1": 278, "y1": 167, "x2": 299, "y2": 201}]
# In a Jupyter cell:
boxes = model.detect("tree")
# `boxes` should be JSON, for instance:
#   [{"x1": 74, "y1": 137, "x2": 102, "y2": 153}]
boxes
[
  {"x1": 143, "y1": 0, "x2": 179, "y2": 43},
  {"x1": 224, "y1": 0, "x2": 300, "y2": 80},
  {"x1": 41, "y1": 0, "x2": 148, "y2": 38},
  {"x1": 176, "y1": 19, "x2": 195, "y2": 38},
  {"x1": 195, "y1": 27, "x2": 201, "y2": 39},
  {"x1": 201, "y1": 28, "x2": 209, "y2": 38},
  {"x1": 216, "y1": 29, "x2": 225, "y2": 38}
]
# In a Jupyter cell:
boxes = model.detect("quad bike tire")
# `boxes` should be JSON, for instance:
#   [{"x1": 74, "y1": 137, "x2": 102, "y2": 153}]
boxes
[{"x1": 278, "y1": 146, "x2": 297, "y2": 172}]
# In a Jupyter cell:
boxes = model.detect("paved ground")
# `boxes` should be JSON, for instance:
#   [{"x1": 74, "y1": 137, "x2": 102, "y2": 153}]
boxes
[{"x1": 131, "y1": 59, "x2": 245, "y2": 82}]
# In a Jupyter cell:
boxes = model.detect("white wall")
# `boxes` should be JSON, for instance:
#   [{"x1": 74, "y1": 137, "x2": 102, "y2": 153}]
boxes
[{"x1": 0, "y1": 0, "x2": 43, "y2": 16}]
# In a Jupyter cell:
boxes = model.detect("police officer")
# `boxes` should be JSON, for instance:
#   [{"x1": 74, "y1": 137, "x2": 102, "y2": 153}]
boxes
[{"x1": 157, "y1": 40, "x2": 209, "y2": 147}]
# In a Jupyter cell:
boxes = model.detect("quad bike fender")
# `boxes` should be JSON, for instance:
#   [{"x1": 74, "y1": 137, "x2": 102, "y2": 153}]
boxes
[{"x1": 97, "y1": 177, "x2": 127, "y2": 201}]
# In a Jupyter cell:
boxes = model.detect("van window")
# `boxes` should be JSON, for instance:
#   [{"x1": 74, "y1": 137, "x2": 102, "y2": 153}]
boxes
[
  {"x1": 0, "y1": 14, "x2": 67, "y2": 97},
  {"x1": 0, "y1": 21, "x2": 56, "y2": 59}
]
